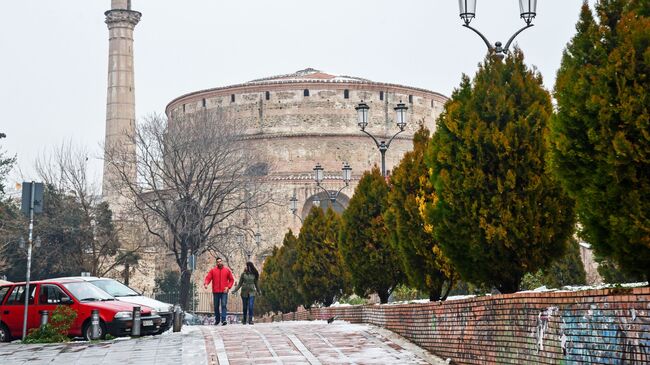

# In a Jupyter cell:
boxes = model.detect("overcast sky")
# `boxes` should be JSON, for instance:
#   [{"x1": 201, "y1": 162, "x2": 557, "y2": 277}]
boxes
[{"x1": 0, "y1": 0, "x2": 594, "y2": 190}]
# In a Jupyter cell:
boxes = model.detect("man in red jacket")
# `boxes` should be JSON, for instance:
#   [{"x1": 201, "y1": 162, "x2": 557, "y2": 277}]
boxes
[{"x1": 204, "y1": 257, "x2": 234, "y2": 325}]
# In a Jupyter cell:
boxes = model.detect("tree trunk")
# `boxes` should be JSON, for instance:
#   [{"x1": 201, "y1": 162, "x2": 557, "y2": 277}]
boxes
[
  {"x1": 429, "y1": 290, "x2": 441, "y2": 302},
  {"x1": 179, "y1": 269, "x2": 192, "y2": 311},
  {"x1": 497, "y1": 276, "x2": 521, "y2": 294},
  {"x1": 440, "y1": 278, "x2": 455, "y2": 301},
  {"x1": 123, "y1": 262, "x2": 130, "y2": 286},
  {"x1": 323, "y1": 296, "x2": 334, "y2": 307},
  {"x1": 378, "y1": 289, "x2": 390, "y2": 304}
]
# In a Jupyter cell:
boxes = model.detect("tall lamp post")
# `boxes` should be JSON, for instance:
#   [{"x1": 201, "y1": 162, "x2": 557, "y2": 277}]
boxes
[
  {"x1": 458, "y1": 0, "x2": 537, "y2": 58},
  {"x1": 355, "y1": 102, "x2": 408, "y2": 177}
]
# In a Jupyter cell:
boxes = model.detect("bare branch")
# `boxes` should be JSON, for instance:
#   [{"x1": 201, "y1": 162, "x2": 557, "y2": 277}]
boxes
[{"x1": 104, "y1": 110, "x2": 272, "y2": 309}]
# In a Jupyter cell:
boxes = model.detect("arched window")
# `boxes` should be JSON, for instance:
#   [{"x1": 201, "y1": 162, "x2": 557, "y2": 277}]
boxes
[{"x1": 304, "y1": 89, "x2": 310, "y2": 97}]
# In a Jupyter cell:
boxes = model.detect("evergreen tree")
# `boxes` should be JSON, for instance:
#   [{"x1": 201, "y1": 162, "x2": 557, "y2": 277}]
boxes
[
  {"x1": 550, "y1": 1, "x2": 650, "y2": 281},
  {"x1": 0, "y1": 134, "x2": 19, "y2": 274},
  {"x1": 294, "y1": 207, "x2": 349, "y2": 307},
  {"x1": 385, "y1": 126, "x2": 456, "y2": 301},
  {"x1": 339, "y1": 167, "x2": 404, "y2": 303},
  {"x1": 424, "y1": 50, "x2": 575, "y2": 293},
  {"x1": 3, "y1": 186, "x2": 121, "y2": 281},
  {"x1": 520, "y1": 238, "x2": 587, "y2": 290},
  {"x1": 541, "y1": 238, "x2": 587, "y2": 288},
  {"x1": 258, "y1": 230, "x2": 303, "y2": 313}
]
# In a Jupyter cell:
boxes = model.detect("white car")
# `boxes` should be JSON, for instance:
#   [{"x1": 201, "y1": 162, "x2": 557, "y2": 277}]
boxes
[{"x1": 56, "y1": 277, "x2": 174, "y2": 333}]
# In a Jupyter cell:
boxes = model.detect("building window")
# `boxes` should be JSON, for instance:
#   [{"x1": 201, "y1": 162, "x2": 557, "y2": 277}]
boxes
[
  {"x1": 202, "y1": 98, "x2": 206, "y2": 107},
  {"x1": 304, "y1": 89, "x2": 310, "y2": 97},
  {"x1": 344, "y1": 89, "x2": 349, "y2": 99},
  {"x1": 265, "y1": 91, "x2": 270, "y2": 100},
  {"x1": 231, "y1": 94, "x2": 235, "y2": 103},
  {"x1": 182, "y1": 104, "x2": 186, "y2": 113},
  {"x1": 380, "y1": 91, "x2": 384, "y2": 101},
  {"x1": 408, "y1": 95, "x2": 413, "y2": 103},
  {"x1": 431, "y1": 99, "x2": 434, "y2": 107}
]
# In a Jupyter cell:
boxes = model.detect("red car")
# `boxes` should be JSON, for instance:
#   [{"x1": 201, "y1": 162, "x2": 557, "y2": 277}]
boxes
[{"x1": 0, "y1": 278, "x2": 162, "y2": 341}]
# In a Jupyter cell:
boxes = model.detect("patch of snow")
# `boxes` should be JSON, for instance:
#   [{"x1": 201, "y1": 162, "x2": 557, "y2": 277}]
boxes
[
  {"x1": 330, "y1": 302, "x2": 352, "y2": 307},
  {"x1": 445, "y1": 294, "x2": 481, "y2": 301},
  {"x1": 518, "y1": 286, "x2": 557, "y2": 293},
  {"x1": 556, "y1": 281, "x2": 648, "y2": 292}
]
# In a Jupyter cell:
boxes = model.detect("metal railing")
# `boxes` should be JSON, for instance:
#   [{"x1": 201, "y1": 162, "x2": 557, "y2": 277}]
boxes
[{"x1": 152, "y1": 291, "x2": 243, "y2": 314}]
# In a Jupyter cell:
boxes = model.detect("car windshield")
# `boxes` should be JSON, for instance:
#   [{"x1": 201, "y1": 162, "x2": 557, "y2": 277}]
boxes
[
  {"x1": 62, "y1": 282, "x2": 114, "y2": 301},
  {"x1": 90, "y1": 279, "x2": 139, "y2": 297}
]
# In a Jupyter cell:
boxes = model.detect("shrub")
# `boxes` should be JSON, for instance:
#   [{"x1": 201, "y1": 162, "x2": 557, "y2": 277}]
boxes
[{"x1": 23, "y1": 305, "x2": 77, "y2": 343}]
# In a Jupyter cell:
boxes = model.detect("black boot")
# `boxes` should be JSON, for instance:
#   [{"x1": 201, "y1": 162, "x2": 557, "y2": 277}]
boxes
[{"x1": 241, "y1": 315, "x2": 247, "y2": 325}]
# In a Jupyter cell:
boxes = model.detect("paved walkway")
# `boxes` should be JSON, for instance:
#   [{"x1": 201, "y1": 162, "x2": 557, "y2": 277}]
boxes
[{"x1": 0, "y1": 321, "x2": 447, "y2": 365}]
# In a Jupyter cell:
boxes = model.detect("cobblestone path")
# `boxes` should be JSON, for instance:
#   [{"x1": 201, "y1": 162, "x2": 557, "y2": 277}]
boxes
[{"x1": 0, "y1": 321, "x2": 447, "y2": 365}]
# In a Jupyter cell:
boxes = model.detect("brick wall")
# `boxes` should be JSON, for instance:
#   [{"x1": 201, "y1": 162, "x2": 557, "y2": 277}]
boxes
[{"x1": 263, "y1": 287, "x2": 650, "y2": 364}]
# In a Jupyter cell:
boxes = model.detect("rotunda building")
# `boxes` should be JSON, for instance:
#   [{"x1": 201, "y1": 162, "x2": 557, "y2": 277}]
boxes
[{"x1": 165, "y1": 68, "x2": 447, "y2": 269}]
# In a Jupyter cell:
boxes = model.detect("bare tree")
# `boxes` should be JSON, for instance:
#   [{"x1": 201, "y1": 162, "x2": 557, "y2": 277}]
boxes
[
  {"x1": 0, "y1": 133, "x2": 19, "y2": 274},
  {"x1": 35, "y1": 142, "x2": 139, "y2": 277},
  {"x1": 105, "y1": 110, "x2": 270, "y2": 309}
]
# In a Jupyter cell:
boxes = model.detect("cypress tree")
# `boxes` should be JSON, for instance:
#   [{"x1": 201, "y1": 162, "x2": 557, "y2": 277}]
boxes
[
  {"x1": 385, "y1": 126, "x2": 456, "y2": 301},
  {"x1": 550, "y1": 0, "x2": 650, "y2": 281},
  {"x1": 258, "y1": 230, "x2": 303, "y2": 313},
  {"x1": 425, "y1": 50, "x2": 575, "y2": 293},
  {"x1": 339, "y1": 167, "x2": 404, "y2": 303},
  {"x1": 294, "y1": 207, "x2": 349, "y2": 307}
]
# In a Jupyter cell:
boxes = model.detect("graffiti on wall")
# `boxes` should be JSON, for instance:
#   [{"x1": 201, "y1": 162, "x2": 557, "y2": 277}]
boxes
[
  {"x1": 534, "y1": 306, "x2": 559, "y2": 352},
  {"x1": 561, "y1": 304, "x2": 650, "y2": 364}
]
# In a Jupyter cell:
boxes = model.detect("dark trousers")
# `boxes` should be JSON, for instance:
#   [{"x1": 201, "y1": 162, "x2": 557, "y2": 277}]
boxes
[
  {"x1": 213, "y1": 292, "x2": 228, "y2": 323},
  {"x1": 241, "y1": 295, "x2": 255, "y2": 321}
]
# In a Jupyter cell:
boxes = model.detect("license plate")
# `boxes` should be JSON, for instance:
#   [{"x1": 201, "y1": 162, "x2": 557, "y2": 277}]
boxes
[
  {"x1": 143, "y1": 320, "x2": 153, "y2": 327},
  {"x1": 161, "y1": 318, "x2": 166, "y2": 324}
]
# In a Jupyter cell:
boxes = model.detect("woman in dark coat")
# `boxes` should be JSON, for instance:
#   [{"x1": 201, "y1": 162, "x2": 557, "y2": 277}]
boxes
[{"x1": 232, "y1": 262, "x2": 260, "y2": 324}]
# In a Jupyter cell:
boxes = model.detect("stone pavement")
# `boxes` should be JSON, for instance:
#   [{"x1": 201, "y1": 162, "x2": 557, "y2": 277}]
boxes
[{"x1": 0, "y1": 321, "x2": 448, "y2": 365}]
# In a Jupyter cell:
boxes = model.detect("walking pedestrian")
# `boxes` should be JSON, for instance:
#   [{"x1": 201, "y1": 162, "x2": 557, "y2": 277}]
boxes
[
  {"x1": 203, "y1": 257, "x2": 234, "y2": 325},
  {"x1": 232, "y1": 261, "x2": 260, "y2": 325}
]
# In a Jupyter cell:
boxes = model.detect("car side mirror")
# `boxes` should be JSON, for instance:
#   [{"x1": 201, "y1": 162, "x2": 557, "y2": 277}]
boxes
[{"x1": 60, "y1": 297, "x2": 74, "y2": 305}]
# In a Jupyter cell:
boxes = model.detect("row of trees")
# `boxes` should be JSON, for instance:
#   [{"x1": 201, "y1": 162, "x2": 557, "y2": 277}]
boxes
[
  {"x1": 1, "y1": 107, "x2": 271, "y2": 311},
  {"x1": 259, "y1": 0, "x2": 647, "y2": 313},
  {"x1": 0, "y1": 141, "x2": 142, "y2": 282}
]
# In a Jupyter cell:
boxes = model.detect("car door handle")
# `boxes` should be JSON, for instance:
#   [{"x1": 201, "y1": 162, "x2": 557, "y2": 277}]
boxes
[{"x1": 3, "y1": 310, "x2": 8, "y2": 315}]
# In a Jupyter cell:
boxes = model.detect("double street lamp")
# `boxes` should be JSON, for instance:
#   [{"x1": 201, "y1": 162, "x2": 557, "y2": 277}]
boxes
[
  {"x1": 355, "y1": 101, "x2": 408, "y2": 177},
  {"x1": 288, "y1": 162, "x2": 352, "y2": 220},
  {"x1": 458, "y1": 0, "x2": 537, "y2": 57},
  {"x1": 313, "y1": 162, "x2": 352, "y2": 205}
]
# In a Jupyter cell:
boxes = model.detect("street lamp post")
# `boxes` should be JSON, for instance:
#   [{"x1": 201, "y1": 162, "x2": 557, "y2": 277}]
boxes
[
  {"x1": 458, "y1": 0, "x2": 537, "y2": 58},
  {"x1": 313, "y1": 162, "x2": 352, "y2": 203},
  {"x1": 289, "y1": 195, "x2": 304, "y2": 222},
  {"x1": 237, "y1": 232, "x2": 261, "y2": 261},
  {"x1": 355, "y1": 102, "x2": 408, "y2": 177}
]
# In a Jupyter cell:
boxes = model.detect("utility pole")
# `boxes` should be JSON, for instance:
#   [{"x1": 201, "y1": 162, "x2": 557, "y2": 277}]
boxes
[{"x1": 20, "y1": 181, "x2": 43, "y2": 340}]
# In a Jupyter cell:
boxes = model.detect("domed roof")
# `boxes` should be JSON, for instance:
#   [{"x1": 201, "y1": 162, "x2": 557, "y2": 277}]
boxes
[
  {"x1": 246, "y1": 68, "x2": 370, "y2": 84},
  {"x1": 166, "y1": 67, "x2": 448, "y2": 112}
]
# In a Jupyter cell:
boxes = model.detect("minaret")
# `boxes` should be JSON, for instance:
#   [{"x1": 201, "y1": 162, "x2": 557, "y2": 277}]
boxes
[{"x1": 102, "y1": 0, "x2": 140, "y2": 210}]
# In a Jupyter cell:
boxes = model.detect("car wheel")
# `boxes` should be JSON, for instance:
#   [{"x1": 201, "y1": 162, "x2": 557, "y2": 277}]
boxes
[
  {"x1": 0, "y1": 323, "x2": 10, "y2": 342},
  {"x1": 83, "y1": 320, "x2": 106, "y2": 341}
]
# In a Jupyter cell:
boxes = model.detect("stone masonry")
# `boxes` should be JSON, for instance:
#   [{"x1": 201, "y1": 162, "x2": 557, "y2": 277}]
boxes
[{"x1": 164, "y1": 68, "x2": 449, "y2": 305}]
